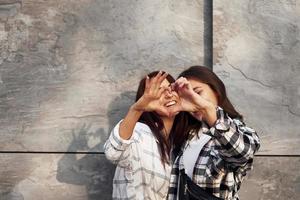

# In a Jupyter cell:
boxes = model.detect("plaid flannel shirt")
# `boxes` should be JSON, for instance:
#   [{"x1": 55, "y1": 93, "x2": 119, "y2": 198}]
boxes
[
  {"x1": 167, "y1": 107, "x2": 260, "y2": 200},
  {"x1": 104, "y1": 120, "x2": 171, "y2": 200}
]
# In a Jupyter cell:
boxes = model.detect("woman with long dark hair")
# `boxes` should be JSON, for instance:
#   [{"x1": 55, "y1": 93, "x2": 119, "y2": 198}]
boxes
[
  {"x1": 168, "y1": 66, "x2": 260, "y2": 200},
  {"x1": 104, "y1": 71, "x2": 179, "y2": 200}
]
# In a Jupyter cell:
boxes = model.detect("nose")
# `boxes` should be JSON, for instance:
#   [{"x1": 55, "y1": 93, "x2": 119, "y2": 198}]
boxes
[{"x1": 164, "y1": 87, "x2": 173, "y2": 98}]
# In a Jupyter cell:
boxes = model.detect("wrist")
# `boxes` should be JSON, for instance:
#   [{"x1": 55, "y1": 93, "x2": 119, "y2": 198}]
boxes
[
  {"x1": 202, "y1": 104, "x2": 218, "y2": 127},
  {"x1": 191, "y1": 93, "x2": 204, "y2": 112},
  {"x1": 130, "y1": 103, "x2": 144, "y2": 112}
]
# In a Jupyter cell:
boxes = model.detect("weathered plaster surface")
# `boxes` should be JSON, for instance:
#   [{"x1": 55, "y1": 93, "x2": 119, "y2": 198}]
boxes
[
  {"x1": 0, "y1": 0, "x2": 205, "y2": 151},
  {"x1": 214, "y1": 0, "x2": 300, "y2": 154}
]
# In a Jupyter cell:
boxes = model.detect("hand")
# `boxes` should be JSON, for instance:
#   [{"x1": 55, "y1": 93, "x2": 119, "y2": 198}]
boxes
[
  {"x1": 132, "y1": 71, "x2": 170, "y2": 116},
  {"x1": 170, "y1": 77, "x2": 215, "y2": 121}
]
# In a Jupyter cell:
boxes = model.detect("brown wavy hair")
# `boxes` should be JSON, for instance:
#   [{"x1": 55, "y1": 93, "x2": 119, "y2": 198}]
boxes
[
  {"x1": 170, "y1": 66, "x2": 243, "y2": 152},
  {"x1": 136, "y1": 71, "x2": 175, "y2": 166}
]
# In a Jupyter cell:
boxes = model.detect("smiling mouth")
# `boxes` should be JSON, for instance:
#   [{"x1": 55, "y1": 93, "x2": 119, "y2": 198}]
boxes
[{"x1": 165, "y1": 100, "x2": 177, "y2": 107}]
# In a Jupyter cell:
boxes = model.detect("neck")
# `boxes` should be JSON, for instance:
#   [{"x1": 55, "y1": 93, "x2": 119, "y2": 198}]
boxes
[{"x1": 161, "y1": 116, "x2": 175, "y2": 137}]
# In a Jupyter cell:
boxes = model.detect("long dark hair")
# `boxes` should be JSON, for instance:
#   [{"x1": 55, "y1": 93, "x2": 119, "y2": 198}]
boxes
[
  {"x1": 136, "y1": 71, "x2": 175, "y2": 165},
  {"x1": 170, "y1": 66, "x2": 243, "y2": 150}
]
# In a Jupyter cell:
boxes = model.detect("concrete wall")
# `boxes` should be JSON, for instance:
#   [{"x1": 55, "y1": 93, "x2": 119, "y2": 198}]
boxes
[
  {"x1": 0, "y1": 0, "x2": 206, "y2": 152},
  {"x1": 1, "y1": 0, "x2": 299, "y2": 199},
  {"x1": 214, "y1": 0, "x2": 300, "y2": 199},
  {"x1": 0, "y1": 0, "x2": 207, "y2": 199}
]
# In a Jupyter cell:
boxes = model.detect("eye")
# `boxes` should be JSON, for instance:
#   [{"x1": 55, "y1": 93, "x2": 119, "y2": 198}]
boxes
[{"x1": 196, "y1": 90, "x2": 202, "y2": 95}]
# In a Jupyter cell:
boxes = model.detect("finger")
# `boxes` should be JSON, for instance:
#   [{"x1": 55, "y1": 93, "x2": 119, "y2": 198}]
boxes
[
  {"x1": 181, "y1": 77, "x2": 188, "y2": 82},
  {"x1": 184, "y1": 80, "x2": 193, "y2": 91},
  {"x1": 151, "y1": 71, "x2": 163, "y2": 92},
  {"x1": 158, "y1": 72, "x2": 168, "y2": 84},
  {"x1": 170, "y1": 83, "x2": 176, "y2": 91},
  {"x1": 178, "y1": 81, "x2": 185, "y2": 88},
  {"x1": 176, "y1": 76, "x2": 185, "y2": 83},
  {"x1": 173, "y1": 80, "x2": 183, "y2": 92},
  {"x1": 147, "y1": 73, "x2": 161, "y2": 93},
  {"x1": 177, "y1": 77, "x2": 187, "y2": 85},
  {"x1": 175, "y1": 77, "x2": 186, "y2": 87},
  {"x1": 145, "y1": 76, "x2": 150, "y2": 92},
  {"x1": 153, "y1": 71, "x2": 162, "y2": 83},
  {"x1": 154, "y1": 72, "x2": 168, "y2": 93},
  {"x1": 181, "y1": 77, "x2": 190, "y2": 88},
  {"x1": 177, "y1": 78, "x2": 191, "y2": 91},
  {"x1": 175, "y1": 83, "x2": 182, "y2": 93}
]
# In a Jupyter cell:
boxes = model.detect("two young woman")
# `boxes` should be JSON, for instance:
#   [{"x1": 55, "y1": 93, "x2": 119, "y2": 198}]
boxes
[{"x1": 104, "y1": 66, "x2": 260, "y2": 200}]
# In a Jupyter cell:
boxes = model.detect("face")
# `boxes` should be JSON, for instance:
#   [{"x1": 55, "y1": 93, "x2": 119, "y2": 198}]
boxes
[
  {"x1": 188, "y1": 78, "x2": 218, "y2": 107},
  {"x1": 157, "y1": 79, "x2": 179, "y2": 117}
]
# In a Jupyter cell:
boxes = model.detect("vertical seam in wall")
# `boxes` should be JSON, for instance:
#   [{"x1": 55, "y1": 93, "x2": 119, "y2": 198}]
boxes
[{"x1": 204, "y1": 0, "x2": 213, "y2": 69}]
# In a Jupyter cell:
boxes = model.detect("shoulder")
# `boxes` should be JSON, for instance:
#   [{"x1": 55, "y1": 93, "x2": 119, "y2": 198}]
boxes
[
  {"x1": 132, "y1": 121, "x2": 153, "y2": 139},
  {"x1": 134, "y1": 121, "x2": 152, "y2": 132}
]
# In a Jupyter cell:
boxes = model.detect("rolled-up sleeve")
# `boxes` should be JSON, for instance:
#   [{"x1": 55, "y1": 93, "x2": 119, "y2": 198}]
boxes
[
  {"x1": 210, "y1": 107, "x2": 260, "y2": 167},
  {"x1": 104, "y1": 120, "x2": 135, "y2": 166}
]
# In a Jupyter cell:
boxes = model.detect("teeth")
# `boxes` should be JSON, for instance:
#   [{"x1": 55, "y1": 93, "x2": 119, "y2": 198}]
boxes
[{"x1": 165, "y1": 101, "x2": 176, "y2": 107}]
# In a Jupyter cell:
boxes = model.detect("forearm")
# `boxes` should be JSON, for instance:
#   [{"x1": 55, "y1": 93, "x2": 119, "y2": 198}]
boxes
[
  {"x1": 104, "y1": 110, "x2": 141, "y2": 165},
  {"x1": 119, "y1": 104, "x2": 143, "y2": 140},
  {"x1": 202, "y1": 104, "x2": 217, "y2": 127},
  {"x1": 193, "y1": 96, "x2": 217, "y2": 126},
  {"x1": 104, "y1": 121, "x2": 132, "y2": 167}
]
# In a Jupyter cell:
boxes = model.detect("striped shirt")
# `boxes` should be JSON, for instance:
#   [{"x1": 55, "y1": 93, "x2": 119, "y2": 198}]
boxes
[
  {"x1": 167, "y1": 107, "x2": 260, "y2": 200},
  {"x1": 104, "y1": 120, "x2": 171, "y2": 200}
]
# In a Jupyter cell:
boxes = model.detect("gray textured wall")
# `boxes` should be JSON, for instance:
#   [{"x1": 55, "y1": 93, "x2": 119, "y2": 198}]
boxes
[
  {"x1": 0, "y1": 0, "x2": 206, "y2": 152},
  {"x1": 0, "y1": 0, "x2": 206, "y2": 199},
  {"x1": 214, "y1": 0, "x2": 300, "y2": 199},
  {"x1": 1, "y1": 0, "x2": 300, "y2": 199}
]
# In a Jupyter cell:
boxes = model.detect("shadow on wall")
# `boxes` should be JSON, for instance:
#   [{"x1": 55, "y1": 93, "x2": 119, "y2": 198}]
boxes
[{"x1": 56, "y1": 91, "x2": 136, "y2": 200}]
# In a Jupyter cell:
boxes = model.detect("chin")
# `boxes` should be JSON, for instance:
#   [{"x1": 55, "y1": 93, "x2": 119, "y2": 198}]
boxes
[{"x1": 156, "y1": 111, "x2": 169, "y2": 118}]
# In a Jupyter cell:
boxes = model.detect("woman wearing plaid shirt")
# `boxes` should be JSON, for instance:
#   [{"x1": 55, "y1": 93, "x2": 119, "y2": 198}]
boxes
[
  {"x1": 168, "y1": 66, "x2": 260, "y2": 200},
  {"x1": 104, "y1": 71, "x2": 181, "y2": 200}
]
